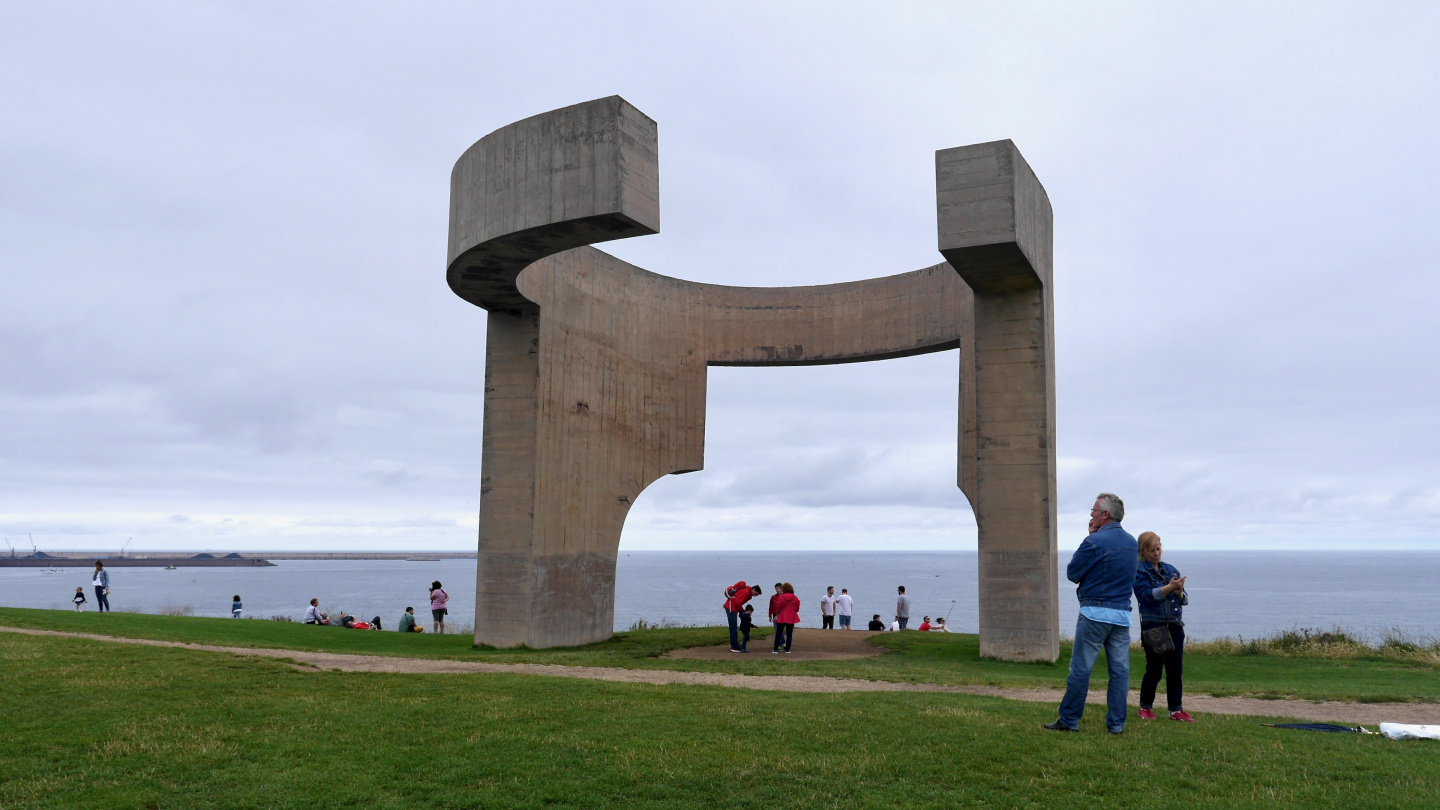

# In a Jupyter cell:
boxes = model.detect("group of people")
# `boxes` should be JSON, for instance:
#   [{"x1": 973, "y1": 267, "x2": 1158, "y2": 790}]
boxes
[
  {"x1": 300, "y1": 580, "x2": 451, "y2": 633},
  {"x1": 1044, "y1": 492, "x2": 1191, "y2": 735},
  {"x1": 721, "y1": 581, "x2": 955, "y2": 653}
]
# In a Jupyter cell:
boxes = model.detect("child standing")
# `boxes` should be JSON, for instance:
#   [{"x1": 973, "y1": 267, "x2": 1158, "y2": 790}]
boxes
[
  {"x1": 232, "y1": 595, "x2": 243, "y2": 619},
  {"x1": 73, "y1": 587, "x2": 87, "y2": 611},
  {"x1": 738, "y1": 605, "x2": 755, "y2": 652}
]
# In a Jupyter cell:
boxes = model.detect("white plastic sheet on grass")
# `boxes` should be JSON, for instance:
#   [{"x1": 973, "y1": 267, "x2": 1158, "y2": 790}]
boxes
[{"x1": 1380, "y1": 723, "x2": 1440, "y2": 741}]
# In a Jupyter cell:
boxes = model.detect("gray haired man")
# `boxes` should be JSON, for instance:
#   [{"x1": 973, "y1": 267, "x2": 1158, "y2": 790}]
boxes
[{"x1": 1045, "y1": 492, "x2": 1139, "y2": 734}]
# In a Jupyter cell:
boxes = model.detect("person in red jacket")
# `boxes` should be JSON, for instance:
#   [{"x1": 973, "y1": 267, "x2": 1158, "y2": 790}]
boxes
[
  {"x1": 772, "y1": 582, "x2": 801, "y2": 654},
  {"x1": 723, "y1": 581, "x2": 763, "y2": 652},
  {"x1": 767, "y1": 583, "x2": 783, "y2": 639}
]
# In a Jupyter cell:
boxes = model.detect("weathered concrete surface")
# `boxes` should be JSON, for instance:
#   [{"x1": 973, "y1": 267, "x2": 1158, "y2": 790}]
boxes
[
  {"x1": 938, "y1": 141, "x2": 1059, "y2": 662},
  {"x1": 449, "y1": 97, "x2": 1056, "y2": 659}
]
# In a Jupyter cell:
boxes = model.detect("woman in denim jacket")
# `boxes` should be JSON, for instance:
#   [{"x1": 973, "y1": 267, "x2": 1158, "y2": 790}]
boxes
[{"x1": 1133, "y1": 532, "x2": 1194, "y2": 722}]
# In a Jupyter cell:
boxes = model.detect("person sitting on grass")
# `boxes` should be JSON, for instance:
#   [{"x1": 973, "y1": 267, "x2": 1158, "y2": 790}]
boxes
[
  {"x1": 303, "y1": 598, "x2": 325, "y2": 625},
  {"x1": 399, "y1": 607, "x2": 422, "y2": 633},
  {"x1": 868, "y1": 614, "x2": 885, "y2": 631},
  {"x1": 73, "y1": 587, "x2": 87, "y2": 611},
  {"x1": 918, "y1": 616, "x2": 932, "y2": 631},
  {"x1": 738, "y1": 604, "x2": 755, "y2": 652},
  {"x1": 933, "y1": 617, "x2": 952, "y2": 633}
]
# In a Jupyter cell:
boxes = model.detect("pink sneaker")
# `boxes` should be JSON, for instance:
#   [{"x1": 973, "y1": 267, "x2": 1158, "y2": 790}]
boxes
[
  {"x1": 1137, "y1": 708, "x2": 1156, "y2": 720},
  {"x1": 1170, "y1": 710, "x2": 1196, "y2": 722}
]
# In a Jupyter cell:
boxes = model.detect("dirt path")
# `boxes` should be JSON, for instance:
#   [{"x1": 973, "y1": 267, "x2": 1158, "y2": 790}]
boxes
[
  {"x1": 5, "y1": 626, "x2": 1436, "y2": 725},
  {"x1": 666, "y1": 628, "x2": 886, "y2": 660}
]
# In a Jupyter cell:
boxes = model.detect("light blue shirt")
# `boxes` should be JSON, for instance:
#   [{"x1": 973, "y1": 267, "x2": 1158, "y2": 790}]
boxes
[{"x1": 1079, "y1": 606, "x2": 1131, "y2": 626}]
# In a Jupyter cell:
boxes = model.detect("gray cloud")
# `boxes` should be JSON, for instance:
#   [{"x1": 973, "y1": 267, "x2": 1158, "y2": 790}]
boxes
[{"x1": 1, "y1": 2, "x2": 1437, "y2": 551}]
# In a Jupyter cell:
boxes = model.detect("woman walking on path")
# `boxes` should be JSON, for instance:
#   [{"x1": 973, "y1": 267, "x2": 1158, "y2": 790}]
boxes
[
  {"x1": 1134, "y1": 531, "x2": 1194, "y2": 722},
  {"x1": 92, "y1": 561, "x2": 110, "y2": 613},
  {"x1": 429, "y1": 581, "x2": 449, "y2": 634},
  {"x1": 772, "y1": 583, "x2": 800, "y2": 654}
]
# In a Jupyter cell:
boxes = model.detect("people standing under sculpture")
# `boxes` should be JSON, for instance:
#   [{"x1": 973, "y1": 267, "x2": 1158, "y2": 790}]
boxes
[
  {"x1": 738, "y1": 605, "x2": 756, "y2": 652},
  {"x1": 92, "y1": 561, "x2": 110, "y2": 613},
  {"x1": 820, "y1": 586, "x2": 837, "y2": 629},
  {"x1": 1045, "y1": 492, "x2": 1138, "y2": 734},
  {"x1": 723, "y1": 580, "x2": 763, "y2": 653},
  {"x1": 767, "y1": 583, "x2": 783, "y2": 641},
  {"x1": 895, "y1": 586, "x2": 911, "y2": 629},
  {"x1": 1134, "y1": 531, "x2": 1194, "y2": 722},
  {"x1": 772, "y1": 583, "x2": 800, "y2": 654},
  {"x1": 836, "y1": 588, "x2": 854, "y2": 630},
  {"x1": 429, "y1": 581, "x2": 449, "y2": 634}
]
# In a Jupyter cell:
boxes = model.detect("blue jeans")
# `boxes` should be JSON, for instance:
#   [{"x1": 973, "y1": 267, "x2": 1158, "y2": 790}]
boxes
[
  {"x1": 1057, "y1": 615, "x2": 1131, "y2": 731},
  {"x1": 95, "y1": 586, "x2": 110, "y2": 612},
  {"x1": 897, "y1": 617, "x2": 908, "y2": 629},
  {"x1": 725, "y1": 609, "x2": 740, "y2": 649}
]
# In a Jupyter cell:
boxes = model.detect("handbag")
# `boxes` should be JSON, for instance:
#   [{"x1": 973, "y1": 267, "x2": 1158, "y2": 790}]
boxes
[{"x1": 1142, "y1": 624, "x2": 1175, "y2": 654}]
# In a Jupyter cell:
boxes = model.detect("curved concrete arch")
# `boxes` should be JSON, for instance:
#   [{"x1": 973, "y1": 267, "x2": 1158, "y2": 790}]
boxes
[{"x1": 449, "y1": 96, "x2": 1058, "y2": 660}]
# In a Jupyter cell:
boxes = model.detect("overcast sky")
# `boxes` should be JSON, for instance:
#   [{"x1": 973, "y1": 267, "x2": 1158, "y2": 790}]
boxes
[{"x1": 2, "y1": 2, "x2": 1437, "y2": 554}]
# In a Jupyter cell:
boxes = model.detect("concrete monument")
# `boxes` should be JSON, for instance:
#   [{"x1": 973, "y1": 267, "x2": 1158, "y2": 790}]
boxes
[{"x1": 447, "y1": 96, "x2": 1058, "y2": 661}]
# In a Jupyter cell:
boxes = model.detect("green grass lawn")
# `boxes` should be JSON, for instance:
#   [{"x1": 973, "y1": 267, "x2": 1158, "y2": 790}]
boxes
[
  {"x1": 2, "y1": 607, "x2": 1437, "y2": 703},
  {"x1": 2, "y1": 631, "x2": 1436, "y2": 810}
]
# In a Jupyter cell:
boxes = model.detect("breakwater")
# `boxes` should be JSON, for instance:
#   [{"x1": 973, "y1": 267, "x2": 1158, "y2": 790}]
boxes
[{"x1": 0, "y1": 551, "x2": 478, "y2": 568}]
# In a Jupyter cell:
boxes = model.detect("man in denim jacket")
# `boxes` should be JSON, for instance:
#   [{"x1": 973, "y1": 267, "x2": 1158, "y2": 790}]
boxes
[{"x1": 1044, "y1": 493, "x2": 1138, "y2": 734}]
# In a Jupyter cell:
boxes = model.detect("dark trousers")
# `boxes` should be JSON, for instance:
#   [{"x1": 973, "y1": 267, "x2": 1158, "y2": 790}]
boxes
[
  {"x1": 740, "y1": 627, "x2": 751, "y2": 650},
  {"x1": 897, "y1": 617, "x2": 908, "y2": 630},
  {"x1": 774, "y1": 623, "x2": 794, "y2": 651},
  {"x1": 94, "y1": 586, "x2": 110, "y2": 612},
  {"x1": 725, "y1": 609, "x2": 740, "y2": 649},
  {"x1": 1139, "y1": 622, "x2": 1185, "y2": 712},
  {"x1": 822, "y1": 615, "x2": 835, "y2": 629}
]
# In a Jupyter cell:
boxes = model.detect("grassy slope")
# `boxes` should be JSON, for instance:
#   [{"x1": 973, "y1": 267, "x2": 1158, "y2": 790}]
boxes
[
  {"x1": 2, "y1": 632, "x2": 1437, "y2": 810},
  {"x1": 2, "y1": 607, "x2": 1436, "y2": 703}
]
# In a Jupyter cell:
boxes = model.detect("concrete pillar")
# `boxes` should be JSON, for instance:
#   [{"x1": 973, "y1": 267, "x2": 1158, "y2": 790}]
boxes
[{"x1": 938, "y1": 140, "x2": 1059, "y2": 662}]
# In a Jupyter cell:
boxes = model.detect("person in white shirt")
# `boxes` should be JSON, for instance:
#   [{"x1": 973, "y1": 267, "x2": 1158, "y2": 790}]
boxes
[
  {"x1": 835, "y1": 588, "x2": 855, "y2": 629},
  {"x1": 303, "y1": 598, "x2": 325, "y2": 625},
  {"x1": 933, "y1": 617, "x2": 952, "y2": 633},
  {"x1": 820, "y1": 586, "x2": 837, "y2": 629}
]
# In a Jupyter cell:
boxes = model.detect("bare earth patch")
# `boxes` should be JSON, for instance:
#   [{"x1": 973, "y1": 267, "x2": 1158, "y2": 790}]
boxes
[
  {"x1": 665, "y1": 628, "x2": 887, "y2": 660},
  {"x1": 6, "y1": 626, "x2": 1438, "y2": 725}
]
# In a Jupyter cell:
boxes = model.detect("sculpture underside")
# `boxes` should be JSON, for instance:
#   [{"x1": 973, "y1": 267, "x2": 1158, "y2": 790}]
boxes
[{"x1": 450, "y1": 96, "x2": 1058, "y2": 660}]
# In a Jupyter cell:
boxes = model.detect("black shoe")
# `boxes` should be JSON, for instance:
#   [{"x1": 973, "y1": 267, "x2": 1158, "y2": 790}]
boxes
[
  {"x1": 1042, "y1": 721, "x2": 1078, "y2": 732},
  {"x1": 1108, "y1": 728, "x2": 1124, "y2": 735}
]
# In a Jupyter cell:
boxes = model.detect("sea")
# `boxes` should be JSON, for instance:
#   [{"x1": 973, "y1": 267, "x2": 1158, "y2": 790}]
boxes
[{"x1": 2, "y1": 551, "x2": 1436, "y2": 642}]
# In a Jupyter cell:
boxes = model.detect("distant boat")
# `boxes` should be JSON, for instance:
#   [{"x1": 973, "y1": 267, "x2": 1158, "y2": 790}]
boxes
[
  {"x1": 164, "y1": 565, "x2": 177, "y2": 570},
  {"x1": 406, "y1": 558, "x2": 441, "y2": 562}
]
